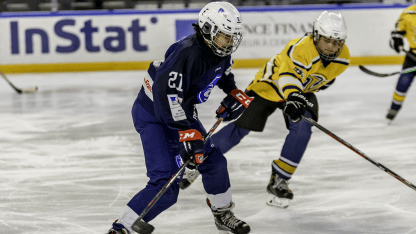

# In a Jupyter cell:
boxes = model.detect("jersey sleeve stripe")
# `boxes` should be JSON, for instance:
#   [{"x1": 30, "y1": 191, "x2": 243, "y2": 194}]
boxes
[
  {"x1": 281, "y1": 85, "x2": 302, "y2": 94},
  {"x1": 287, "y1": 37, "x2": 320, "y2": 71},
  {"x1": 331, "y1": 60, "x2": 349, "y2": 66},
  {"x1": 278, "y1": 76, "x2": 303, "y2": 98},
  {"x1": 278, "y1": 76, "x2": 303, "y2": 92},
  {"x1": 332, "y1": 57, "x2": 350, "y2": 65}
]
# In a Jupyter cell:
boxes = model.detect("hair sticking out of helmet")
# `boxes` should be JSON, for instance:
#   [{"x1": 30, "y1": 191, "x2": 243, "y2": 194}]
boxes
[
  {"x1": 313, "y1": 11, "x2": 347, "y2": 60},
  {"x1": 198, "y1": 1, "x2": 243, "y2": 57}
]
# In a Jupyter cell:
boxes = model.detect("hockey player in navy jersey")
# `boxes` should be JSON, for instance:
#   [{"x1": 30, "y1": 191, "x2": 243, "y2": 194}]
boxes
[
  {"x1": 181, "y1": 11, "x2": 350, "y2": 209},
  {"x1": 106, "y1": 2, "x2": 252, "y2": 234}
]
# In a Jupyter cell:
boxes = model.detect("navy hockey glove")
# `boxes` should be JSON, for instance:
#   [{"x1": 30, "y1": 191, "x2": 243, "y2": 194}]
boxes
[
  {"x1": 216, "y1": 89, "x2": 254, "y2": 121},
  {"x1": 390, "y1": 31, "x2": 405, "y2": 53},
  {"x1": 284, "y1": 92, "x2": 307, "y2": 123},
  {"x1": 179, "y1": 129, "x2": 205, "y2": 165}
]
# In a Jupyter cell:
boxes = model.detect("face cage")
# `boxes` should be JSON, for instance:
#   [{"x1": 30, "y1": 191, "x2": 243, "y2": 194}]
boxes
[
  {"x1": 210, "y1": 31, "x2": 243, "y2": 57},
  {"x1": 314, "y1": 34, "x2": 345, "y2": 60}
]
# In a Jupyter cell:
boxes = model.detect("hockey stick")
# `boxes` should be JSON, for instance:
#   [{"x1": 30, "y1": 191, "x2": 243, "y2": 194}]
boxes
[
  {"x1": 358, "y1": 65, "x2": 400, "y2": 77},
  {"x1": 358, "y1": 48, "x2": 416, "y2": 77},
  {"x1": 302, "y1": 116, "x2": 416, "y2": 192},
  {"x1": 131, "y1": 112, "x2": 228, "y2": 234},
  {"x1": 0, "y1": 70, "x2": 38, "y2": 94}
]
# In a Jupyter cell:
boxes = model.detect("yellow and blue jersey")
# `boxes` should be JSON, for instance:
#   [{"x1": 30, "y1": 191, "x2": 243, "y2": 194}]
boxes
[
  {"x1": 396, "y1": 5, "x2": 416, "y2": 49},
  {"x1": 246, "y1": 35, "x2": 350, "y2": 102}
]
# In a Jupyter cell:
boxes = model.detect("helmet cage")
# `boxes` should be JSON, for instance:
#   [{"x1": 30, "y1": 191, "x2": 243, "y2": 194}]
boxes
[
  {"x1": 201, "y1": 22, "x2": 242, "y2": 57},
  {"x1": 313, "y1": 34, "x2": 345, "y2": 60}
]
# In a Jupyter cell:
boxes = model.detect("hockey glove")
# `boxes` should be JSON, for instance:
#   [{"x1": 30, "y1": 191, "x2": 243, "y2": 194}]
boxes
[
  {"x1": 284, "y1": 92, "x2": 307, "y2": 123},
  {"x1": 216, "y1": 89, "x2": 254, "y2": 121},
  {"x1": 179, "y1": 129, "x2": 205, "y2": 165},
  {"x1": 390, "y1": 31, "x2": 405, "y2": 53}
]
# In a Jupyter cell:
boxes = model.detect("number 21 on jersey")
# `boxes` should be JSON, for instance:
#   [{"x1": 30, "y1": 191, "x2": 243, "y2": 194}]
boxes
[{"x1": 168, "y1": 71, "x2": 183, "y2": 92}]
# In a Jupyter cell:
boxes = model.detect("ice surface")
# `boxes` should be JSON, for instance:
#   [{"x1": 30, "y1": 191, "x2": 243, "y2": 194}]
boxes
[{"x1": 0, "y1": 66, "x2": 415, "y2": 234}]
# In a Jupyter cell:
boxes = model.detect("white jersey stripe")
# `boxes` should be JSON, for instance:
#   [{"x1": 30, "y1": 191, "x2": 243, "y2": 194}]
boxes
[
  {"x1": 276, "y1": 76, "x2": 303, "y2": 95},
  {"x1": 288, "y1": 37, "x2": 320, "y2": 70}
]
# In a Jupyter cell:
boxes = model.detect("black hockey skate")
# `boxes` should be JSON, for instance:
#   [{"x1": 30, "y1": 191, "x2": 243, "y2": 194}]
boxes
[
  {"x1": 179, "y1": 167, "x2": 200, "y2": 190},
  {"x1": 266, "y1": 171, "x2": 293, "y2": 209},
  {"x1": 208, "y1": 200, "x2": 251, "y2": 234},
  {"x1": 386, "y1": 109, "x2": 398, "y2": 122}
]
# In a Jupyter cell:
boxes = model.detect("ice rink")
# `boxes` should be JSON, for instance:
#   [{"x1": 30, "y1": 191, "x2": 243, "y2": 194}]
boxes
[{"x1": 0, "y1": 66, "x2": 415, "y2": 234}]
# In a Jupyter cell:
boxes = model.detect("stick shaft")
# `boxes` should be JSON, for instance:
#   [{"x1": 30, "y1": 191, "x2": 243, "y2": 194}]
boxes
[
  {"x1": 358, "y1": 65, "x2": 400, "y2": 77},
  {"x1": 137, "y1": 113, "x2": 227, "y2": 221},
  {"x1": 0, "y1": 70, "x2": 38, "y2": 94},
  {"x1": 0, "y1": 71, "x2": 23, "y2": 93},
  {"x1": 302, "y1": 116, "x2": 416, "y2": 192},
  {"x1": 359, "y1": 49, "x2": 416, "y2": 77}
]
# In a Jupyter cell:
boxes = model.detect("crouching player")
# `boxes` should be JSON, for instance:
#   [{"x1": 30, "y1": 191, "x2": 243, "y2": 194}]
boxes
[
  {"x1": 106, "y1": 2, "x2": 252, "y2": 234},
  {"x1": 181, "y1": 11, "x2": 350, "y2": 209}
]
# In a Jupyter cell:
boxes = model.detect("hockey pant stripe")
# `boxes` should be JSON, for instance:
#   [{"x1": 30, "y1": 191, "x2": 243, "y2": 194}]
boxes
[
  {"x1": 273, "y1": 159, "x2": 297, "y2": 176},
  {"x1": 393, "y1": 92, "x2": 406, "y2": 103},
  {"x1": 279, "y1": 155, "x2": 299, "y2": 167},
  {"x1": 274, "y1": 111, "x2": 313, "y2": 180},
  {"x1": 272, "y1": 162, "x2": 293, "y2": 179}
]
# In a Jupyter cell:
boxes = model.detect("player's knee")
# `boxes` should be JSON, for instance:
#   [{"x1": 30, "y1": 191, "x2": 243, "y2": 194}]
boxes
[
  {"x1": 167, "y1": 184, "x2": 180, "y2": 203},
  {"x1": 200, "y1": 148, "x2": 228, "y2": 172},
  {"x1": 212, "y1": 150, "x2": 228, "y2": 169},
  {"x1": 398, "y1": 72, "x2": 415, "y2": 90},
  {"x1": 158, "y1": 182, "x2": 180, "y2": 205}
]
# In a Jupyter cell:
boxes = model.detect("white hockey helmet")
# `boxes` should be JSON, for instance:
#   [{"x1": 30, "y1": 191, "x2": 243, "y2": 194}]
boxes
[
  {"x1": 198, "y1": 1, "x2": 243, "y2": 57},
  {"x1": 313, "y1": 11, "x2": 347, "y2": 60}
]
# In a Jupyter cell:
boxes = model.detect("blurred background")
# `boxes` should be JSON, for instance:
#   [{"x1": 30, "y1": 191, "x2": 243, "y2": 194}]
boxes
[
  {"x1": 0, "y1": 0, "x2": 411, "y2": 12},
  {"x1": 0, "y1": 0, "x2": 414, "y2": 74}
]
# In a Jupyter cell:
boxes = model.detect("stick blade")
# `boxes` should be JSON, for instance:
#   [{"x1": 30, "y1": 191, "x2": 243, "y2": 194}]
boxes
[
  {"x1": 131, "y1": 219, "x2": 155, "y2": 234},
  {"x1": 21, "y1": 86, "x2": 38, "y2": 94}
]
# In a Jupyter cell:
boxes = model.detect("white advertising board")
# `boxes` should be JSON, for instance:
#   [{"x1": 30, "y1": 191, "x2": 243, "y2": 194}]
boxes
[{"x1": 0, "y1": 4, "x2": 410, "y2": 71}]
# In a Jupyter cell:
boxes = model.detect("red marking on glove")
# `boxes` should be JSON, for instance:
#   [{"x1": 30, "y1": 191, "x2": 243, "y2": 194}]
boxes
[
  {"x1": 179, "y1": 129, "x2": 203, "y2": 142},
  {"x1": 229, "y1": 89, "x2": 254, "y2": 108}
]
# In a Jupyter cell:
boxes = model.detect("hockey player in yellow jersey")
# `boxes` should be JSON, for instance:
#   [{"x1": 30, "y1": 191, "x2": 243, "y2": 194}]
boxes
[
  {"x1": 180, "y1": 11, "x2": 350, "y2": 209},
  {"x1": 386, "y1": 5, "x2": 416, "y2": 122}
]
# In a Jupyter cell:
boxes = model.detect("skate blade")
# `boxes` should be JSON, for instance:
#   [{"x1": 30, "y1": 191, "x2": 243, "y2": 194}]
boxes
[{"x1": 266, "y1": 194, "x2": 290, "y2": 209}]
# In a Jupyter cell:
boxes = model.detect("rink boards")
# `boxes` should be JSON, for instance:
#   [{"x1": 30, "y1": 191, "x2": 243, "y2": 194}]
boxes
[{"x1": 0, "y1": 4, "x2": 410, "y2": 73}]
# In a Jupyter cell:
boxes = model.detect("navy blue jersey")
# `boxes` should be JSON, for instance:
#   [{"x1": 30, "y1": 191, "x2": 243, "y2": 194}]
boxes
[{"x1": 136, "y1": 33, "x2": 238, "y2": 131}]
